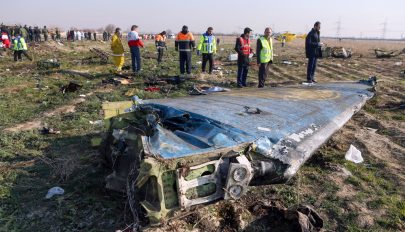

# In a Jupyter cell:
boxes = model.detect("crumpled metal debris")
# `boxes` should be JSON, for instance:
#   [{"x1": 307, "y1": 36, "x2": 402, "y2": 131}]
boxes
[
  {"x1": 374, "y1": 48, "x2": 404, "y2": 58},
  {"x1": 359, "y1": 76, "x2": 377, "y2": 86},
  {"x1": 189, "y1": 84, "x2": 230, "y2": 95},
  {"x1": 37, "y1": 59, "x2": 60, "y2": 70},
  {"x1": 331, "y1": 47, "x2": 352, "y2": 58},
  {"x1": 322, "y1": 47, "x2": 352, "y2": 58},
  {"x1": 90, "y1": 48, "x2": 109, "y2": 62}
]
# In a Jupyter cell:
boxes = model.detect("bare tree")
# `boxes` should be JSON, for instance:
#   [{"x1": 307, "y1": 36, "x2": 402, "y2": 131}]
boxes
[
  {"x1": 165, "y1": 29, "x2": 172, "y2": 35},
  {"x1": 104, "y1": 24, "x2": 116, "y2": 34}
]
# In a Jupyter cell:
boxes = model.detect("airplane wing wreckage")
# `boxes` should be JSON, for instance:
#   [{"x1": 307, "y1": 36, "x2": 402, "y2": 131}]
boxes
[{"x1": 98, "y1": 80, "x2": 375, "y2": 226}]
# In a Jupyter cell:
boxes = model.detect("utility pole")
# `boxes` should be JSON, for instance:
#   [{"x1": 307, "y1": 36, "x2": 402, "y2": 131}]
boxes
[
  {"x1": 381, "y1": 19, "x2": 387, "y2": 39},
  {"x1": 336, "y1": 17, "x2": 341, "y2": 39}
]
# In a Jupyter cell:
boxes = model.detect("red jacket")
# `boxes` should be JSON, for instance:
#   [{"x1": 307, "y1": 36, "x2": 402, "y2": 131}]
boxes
[
  {"x1": 1, "y1": 32, "x2": 10, "y2": 48},
  {"x1": 128, "y1": 39, "x2": 144, "y2": 47}
]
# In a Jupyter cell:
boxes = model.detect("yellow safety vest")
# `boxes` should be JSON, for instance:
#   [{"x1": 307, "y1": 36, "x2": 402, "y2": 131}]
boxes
[{"x1": 259, "y1": 37, "x2": 273, "y2": 63}]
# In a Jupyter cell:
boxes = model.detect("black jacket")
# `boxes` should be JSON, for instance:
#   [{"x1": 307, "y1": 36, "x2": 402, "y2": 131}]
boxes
[{"x1": 305, "y1": 28, "x2": 321, "y2": 58}]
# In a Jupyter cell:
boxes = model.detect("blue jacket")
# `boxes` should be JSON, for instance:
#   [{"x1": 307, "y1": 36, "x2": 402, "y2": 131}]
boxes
[{"x1": 305, "y1": 28, "x2": 321, "y2": 58}]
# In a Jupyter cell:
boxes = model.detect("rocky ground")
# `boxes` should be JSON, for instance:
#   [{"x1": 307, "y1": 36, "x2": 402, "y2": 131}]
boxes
[{"x1": 0, "y1": 37, "x2": 403, "y2": 231}]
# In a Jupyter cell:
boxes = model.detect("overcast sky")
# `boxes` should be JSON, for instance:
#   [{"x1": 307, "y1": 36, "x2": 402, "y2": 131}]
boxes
[{"x1": 2, "y1": 0, "x2": 405, "y2": 38}]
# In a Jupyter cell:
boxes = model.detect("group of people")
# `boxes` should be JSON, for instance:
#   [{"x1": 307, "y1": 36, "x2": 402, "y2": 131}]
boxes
[
  {"x1": 2, "y1": 21, "x2": 324, "y2": 87},
  {"x1": 66, "y1": 30, "x2": 98, "y2": 41},
  {"x1": 110, "y1": 22, "x2": 323, "y2": 87},
  {"x1": 0, "y1": 24, "x2": 61, "y2": 43}
]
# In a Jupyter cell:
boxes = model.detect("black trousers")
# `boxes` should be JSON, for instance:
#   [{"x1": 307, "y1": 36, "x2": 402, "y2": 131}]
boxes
[
  {"x1": 237, "y1": 62, "x2": 249, "y2": 87},
  {"x1": 307, "y1": 57, "x2": 318, "y2": 82},
  {"x1": 258, "y1": 62, "x2": 272, "y2": 87},
  {"x1": 202, "y1": 53, "x2": 214, "y2": 73},
  {"x1": 14, "y1": 50, "x2": 22, "y2": 61},
  {"x1": 179, "y1": 51, "x2": 192, "y2": 74},
  {"x1": 157, "y1": 47, "x2": 164, "y2": 63}
]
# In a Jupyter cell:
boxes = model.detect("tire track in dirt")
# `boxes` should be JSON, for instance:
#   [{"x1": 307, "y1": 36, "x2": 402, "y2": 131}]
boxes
[
  {"x1": 272, "y1": 64, "x2": 303, "y2": 82},
  {"x1": 316, "y1": 66, "x2": 346, "y2": 81},
  {"x1": 318, "y1": 63, "x2": 362, "y2": 80},
  {"x1": 265, "y1": 65, "x2": 293, "y2": 82},
  {"x1": 322, "y1": 63, "x2": 370, "y2": 80},
  {"x1": 356, "y1": 59, "x2": 402, "y2": 81},
  {"x1": 353, "y1": 65, "x2": 398, "y2": 82}
]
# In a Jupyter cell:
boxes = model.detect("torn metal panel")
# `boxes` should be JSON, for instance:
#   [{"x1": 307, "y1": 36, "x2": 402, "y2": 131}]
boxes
[{"x1": 102, "y1": 81, "x2": 375, "y2": 223}]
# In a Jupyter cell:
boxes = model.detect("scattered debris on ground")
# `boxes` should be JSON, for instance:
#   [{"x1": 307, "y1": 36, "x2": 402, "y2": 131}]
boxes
[
  {"x1": 45, "y1": 187, "x2": 65, "y2": 199},
  {"x1": 374, "y1": 48, "x2": 405, "y2": 58},
  {"x1": 37, "y1": 59, "x2": 61, "y2": 70},
  {"x1": 60, "y1": 81, "x2": 82, "y2": 93},
  {"x1": 322, "y1": 46, "x2": 352, "y2": 58},
  {"x1": 39, "y1": 126, "x2": 61, "y2": 135},
  {"x1": 345, "y1": 144, "x2": 363, "y2": 163},
  {"x1": 246, "y1": 201, "x2": 324, "y2": 232}
]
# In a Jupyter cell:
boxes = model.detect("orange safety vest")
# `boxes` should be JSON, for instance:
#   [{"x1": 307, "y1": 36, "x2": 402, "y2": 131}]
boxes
[
  {"x1": 155, "y1": 34, "x2": 166, "y2": 42},
  {"x1": 175, "y1": 32, "x2": 195, "y2": 51},
  {"x1": 239, "y1": 37, "x2": 251, "y2": 55}
]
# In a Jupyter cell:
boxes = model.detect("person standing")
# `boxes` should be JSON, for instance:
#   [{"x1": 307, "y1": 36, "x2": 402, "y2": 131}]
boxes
[
  {"x1": 256, "y1": 27, "x2": 274, "y2": 88},
  {"x1": 110, "y1": 28, "x2": 125, "y2": 73},
  {"x1": 93, "y1": 32, "x2": 97, "y2": 41},
  {"x1": 28, "y1": 26, "x2": 34, "y2": 42},
  {"x1": 155, "y1": 31, "x2": 167, "y2": 64},
  {"x1": 281, "y1": 36, "x2": 286, "y2": 47},
  {"x1": 12, "y1": 34, "x2": 30, "y2": 61},
  {"x1": 50, "y1": 30, "x2": 55, "y2": 41},
  {"x1": 34, "y1": 27, "x2": 41, "y2": 42},
  {"x1": 305, "y1": 21, "x2": 323, "y2": 83},
  {"x1": 43, "y1": 26, "x2": 48, "y2": 41},
  {"x1": 197, "y1": 27, "x2": 217, "y2": 74},
  {"x1": 103, "y1": 31, "x2": 107, "y2": 41},
  {"x1": 55, "y1": 28, "x2": 61, "y2": 40},
  {"x1": 1, "y1": 30, "x2": 11, "y2": 49},
  {"x1": 235, "y1": 27, "x2": 253, "y2": 88},
  {"x1": 23, "y1": 25, "x2": 29, "y2": 41},
  {"x1": 127, "y1": 25, "x2": 144, "y2": 73},
  {"x1": 20, "y1": 26, "x2": 28, "y2": 42},
  {"x1": 175, "y1": 25, "x2": 195, "y2": 76}
]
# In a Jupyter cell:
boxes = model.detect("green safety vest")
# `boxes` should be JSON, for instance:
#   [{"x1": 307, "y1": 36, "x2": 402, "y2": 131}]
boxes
[
  {"x1": 13, "y1": 37, "x2": 27, "y2": 51},
  {"x1": 198, "y1": 34, "x2": 216, "y2": 54},
  {"x1": 259, "y1": 37, "x2": 273, "y2": 63}
]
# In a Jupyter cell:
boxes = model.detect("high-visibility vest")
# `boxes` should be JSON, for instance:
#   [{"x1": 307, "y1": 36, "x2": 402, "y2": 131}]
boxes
[
  {"x1": 13, "y1": 37, "x2": 27, "y2": 51},
  {"x1": 175, "y1": 32, "x2": 194, "y2": 51},
  {"x1": 239, "y1": 37, "x2": 251, "y2": 55},
  {"x1": 259, "y1": 37, "x2": 273, "y2": 63},
  {"x1": 198, "y1": 34, "x2": 216, "y2": 54},
  {"x1": 155, "y1": 34, "x2": 166, "y2": 48},
  {"x1": 155, "y1": 34, "x2": 166, "y2": 42}
]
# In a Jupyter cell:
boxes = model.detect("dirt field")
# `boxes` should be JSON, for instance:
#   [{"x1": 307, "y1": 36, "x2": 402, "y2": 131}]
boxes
[{"x1": 0, "y1": 36, "x2": 404, "y2": 231}]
